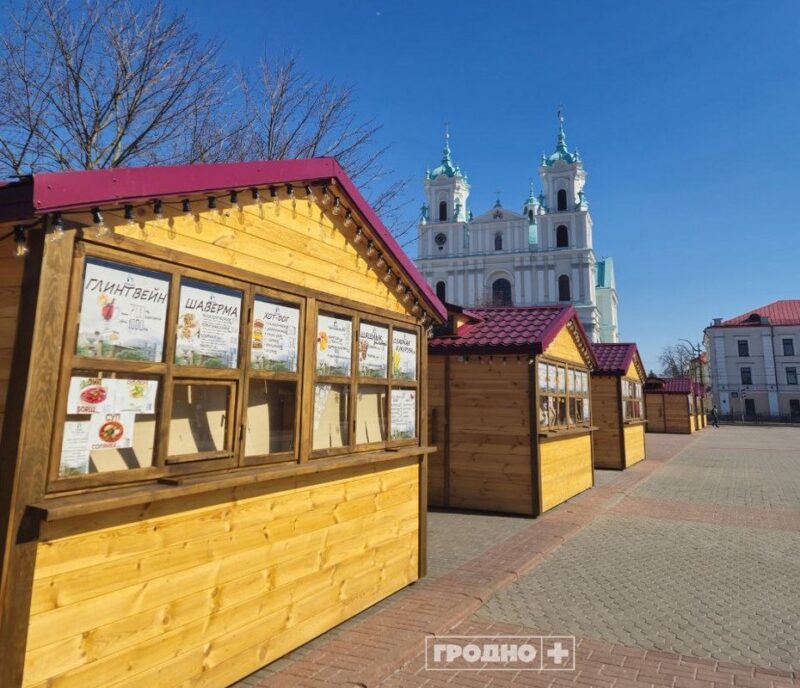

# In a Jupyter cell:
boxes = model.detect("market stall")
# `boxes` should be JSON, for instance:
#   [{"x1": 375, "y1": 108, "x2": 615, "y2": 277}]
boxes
[
  {"x1": 0, "y1": 159, "x2": 445, "y2": 688},
  {"x1": 644, "y1": 376, "x2": 696, "y2": 434},
  {"x1": 428, "y1": 304, "x2": 596, "y2": 516},
  {"x1": 590, "y1": 343, "x2": 647, "y2": 469}
]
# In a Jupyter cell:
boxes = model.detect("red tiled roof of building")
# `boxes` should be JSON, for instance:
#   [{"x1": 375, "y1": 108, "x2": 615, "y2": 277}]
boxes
[
  {"x1": 645, "y1": 377, "x2": 695, "y2": 394},
  {"x1": 719, "y1": 300, "x2": 800, "y2": 327},
  {"x1": 591, "y1": 343, "x2": 639, "y2": 375},
  {"x1": 428, "y1": 305, "x2": 596, "y2": 365}
]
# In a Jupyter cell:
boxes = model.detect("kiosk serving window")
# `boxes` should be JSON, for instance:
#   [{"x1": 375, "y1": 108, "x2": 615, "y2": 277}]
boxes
[
  {"x1": 49, "y1": 245, "x2": 421, "y2": 491},
  {"x1": 537, "y1": 360, "x2": 590, "y2": 429},
  {"x1": 622, "y1": 380, "x2": 643, "y2": 420}
]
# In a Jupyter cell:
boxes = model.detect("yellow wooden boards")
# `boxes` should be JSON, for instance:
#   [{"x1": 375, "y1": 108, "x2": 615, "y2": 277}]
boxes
[
  {"x1": 539, "y1": 433, "x2": 592, "y2": 512},
  {"x1": 543, "y1": 327, "x2": 586, "y2": 365},
  {"x1": 623, "y1": 424, "x2": 645, "y2": 466},
  {"x1": 22, "y1": 460, "x2": 419, "y2": 688},
  {"x1": 74, "y1": 198, "x2": 408, "y2": 316},
  {"x1": 625, "y1": 360, "x2": 642, "y2": 382}
]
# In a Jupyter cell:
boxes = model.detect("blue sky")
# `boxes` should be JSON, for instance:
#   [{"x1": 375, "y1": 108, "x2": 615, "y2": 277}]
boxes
[{"x1": 179, "y1": 0, "x2": 800, "y2": 372}]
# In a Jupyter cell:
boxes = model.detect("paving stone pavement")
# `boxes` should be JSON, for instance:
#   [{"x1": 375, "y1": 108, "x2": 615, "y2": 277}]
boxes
[{"x1": 231, "y1": 428, "x2": 800, "y2": 687}]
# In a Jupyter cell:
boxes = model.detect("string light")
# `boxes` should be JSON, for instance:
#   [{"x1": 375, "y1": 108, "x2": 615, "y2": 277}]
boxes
[
  {"x1": 420, "y1": 313, "x2": 429, "y2": 327},
  {"x1": 395, "y1": 277, "x2": 405, "y2": 293},
  {"x1": 208, "y1": 196, "x2": 217, "y2": 212},
  {"x1": 182, "y1": 199, "x2": 192, "y2": 216},
  {"x1": 230, "y1": 190, "x2": 239, "y2": 209},
  {"x1": 269, "y1": 186, "x2": 278, "y2": 200},
  {"x1": 412, "y1": 300, "x2": 421, "y2": 314},
  {"x1": 124, "y1": 205, "x2": 135, "y2": 224},
  {"x1": 376, "y1": 253, "x2": 386, "y2": 269},
  {"x1": 91, "y1": 207, "x2": 109, "y2": 236},
  {"x1": 286, "y1": 184, "x2": 296, "y2": 208},
  {"x1": 251, "y1": 187, "x2": 260, "y2": 203},
  {"x1": 403, "y1": 289, "x2": 413, "y2": 303},
  {"x1": 332, "y1": 197, "x2": 342, "y2": 215},
  {"x1": 366, "y1": 240, "x2": 376, "y2": 257},
  {"x1": 304, "y1": 184, "x2": 312, "y2": 197},
  {"x1": 13, "y1": 225, "x2": 28, "y2": 257},
  {"x1": 321, "y1": 185, "x2": 332, "y2": 206},
  {"x1": 344, "y1": 210, "x2": 354, "y2": 229},
  {"x1": 153, "y1": 199, "x2": 163, "y2": 219},
  {"x1": 49, "y1": 213, "x2": 64, "y2": 242},
  {"x1": 353, "y1": 226, "x2": 364, "y2": 244},
  {"x1": 382, "y1": 267, "x2": 393, "y2": 284}
]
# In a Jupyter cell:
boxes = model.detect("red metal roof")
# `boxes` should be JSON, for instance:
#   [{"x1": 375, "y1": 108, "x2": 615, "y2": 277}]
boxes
[
  {"x1": 645, "y1": 377, "x2": 694, "y2": 394},
  {"x1": 591, "y1": 342, "x2": 639, "y2": 375},
  {"x1": 428, "y1": 304, "x2": 596, "y2": 365},
  {"x1": 719, "y1": 300, "x2": 800, "y2": 327},
  {"x1": 0, "y1": 158, "x2": 446, "y2": 322}
]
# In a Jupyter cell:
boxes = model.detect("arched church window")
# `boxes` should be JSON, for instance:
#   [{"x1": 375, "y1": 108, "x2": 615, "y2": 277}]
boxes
[
  {"x1": 438, "y1": 201, "x2": 447, "y2": 221},
  {"x1": 558, "y1": 274, "x2": 571, "y2": 301},
  {"x1": 492, "y1": 278, "x2": 512, "y2": 306},
  {"x1": 528, "y1": 210, "x2": 534, "y2": 222},
  {"x1": 436, "y1": 281, "x2": 446, "y2": 302},
  {"x1": 494, "y1": 233, "x2": 503, "y2": 251},
  {"x1": 556, "y1": 225, "x2": 569, "y2": 247},
  {"x1": 557, "y1": 189, "x2": 568, "y2": 211}
]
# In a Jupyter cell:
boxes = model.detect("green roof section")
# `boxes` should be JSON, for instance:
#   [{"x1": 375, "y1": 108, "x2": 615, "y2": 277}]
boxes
[
  {"x1": 428, "y1": 130, "x2": 466, "y2": 180},
  {"x1": 596, "y1": 257, "x2": 616, "y2": 289},
  {"x1": 542, "y1": 111, "x2": 581, "y2": 167}
]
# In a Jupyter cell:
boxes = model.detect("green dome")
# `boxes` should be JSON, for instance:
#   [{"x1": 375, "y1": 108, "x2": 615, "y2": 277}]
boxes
[
  {"x1": 543, "y1": 112, "x2": 581, "y2": 167},
  {"x1": 428, "y1": 134, "x2": 465, "y2": 180}
]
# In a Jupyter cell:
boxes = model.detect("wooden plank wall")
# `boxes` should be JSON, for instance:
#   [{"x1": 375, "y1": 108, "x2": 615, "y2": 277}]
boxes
[
  {"x1": 644, "y1": 394, "x2": 666, "y2": 432},
  {"x1": 539, "y1": 433, "x2": 593, "y2": 512},
  {"x1": 589, "y1": 375, "x2": 623, "y2": 469},
  {"x1": 427, "y1": 356, "x2": 446, "y2": 506},
  {"x1": 623, "y1": 425, "x2": 646, "y2": 466},
  {"x1": 75, "y1": 197, "x2": 406, "y2": 317},
  {"x1": 22, "y1": 460, "x2": 419, "y2": 688},
  {"x1": 665, "y1": 395, "x2": 692, "y2": 434},
  {"x1": 0, "y1": 233, "x2": 24, "y2": 441},
  {"x1": 447, "y1": 358, "x2": 533, "y2": 515}
]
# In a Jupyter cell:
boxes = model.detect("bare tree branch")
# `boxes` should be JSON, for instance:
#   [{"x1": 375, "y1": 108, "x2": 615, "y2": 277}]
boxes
[{"x1": 659, "y1": 343, "x2": 694, "y2": 378}]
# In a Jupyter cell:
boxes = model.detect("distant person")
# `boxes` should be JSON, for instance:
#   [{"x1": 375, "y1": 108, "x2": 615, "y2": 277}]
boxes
[{"x1": 709, "y1": 406, "x2": 719, "y2": 428}]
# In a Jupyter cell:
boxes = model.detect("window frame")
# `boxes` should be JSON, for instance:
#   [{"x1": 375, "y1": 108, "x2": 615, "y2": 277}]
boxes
[
  {"x1": 47, "y1": 240, "x2": 422, "y2": 493},
  {"x1": 621, "y1": 378, "x2": 644, "y2": 422},
  {"x1": 740, "y1": 366, "x2": 752, "y2": 385},
  {"x1": 786, "y1": 367, "x2": 798, "y2": 386},
  {"x1": 536, "y1": 357, "x2": 591, "y2": 432},
  {"x1": 782, "y1": 338, "x2": 795, "y2": 357},
  {"x1": 737, "y1": 339, "x2": 749, "y2": 357}
]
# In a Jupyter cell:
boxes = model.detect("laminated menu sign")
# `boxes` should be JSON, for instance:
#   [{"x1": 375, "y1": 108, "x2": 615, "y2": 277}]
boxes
[
  {"x1": 358, "y1": 323, "x2": 388, "y2": 377},
  {"x1": 251, "y1": 298, "x2": 299, "y2": 371},
  {"x1": 175, "y1": 280, "x2": 242, "y2": 368},
  {"x1": 59, "y1": 421, "x2": 91, "y2": 476},
  {"x1": 88, "y1": 412, "x2": 135, "y2": 450},
  {"x1": 76, "y1": 259, "x2": 169, "y2": 362},
  {"x1": 392, "y1": 330, "x2": 417, "y2": 380},
  {"x1": 390, "y1": 389, "x2": 416, "y2": 439},
  {"x1": 316, "y1": 315, "x2": 352, "y2": 375},
  {"x1": 67, "y1": 377, "x2": 158, "y2": 414}
]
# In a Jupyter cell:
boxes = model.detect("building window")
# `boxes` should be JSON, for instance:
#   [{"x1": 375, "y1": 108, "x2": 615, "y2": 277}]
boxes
[
  {"x1": 737, "y1": 340, "x2": 749, "y2": 357},
  {"x1": 494, "y1": 233, "x2": 503, "y2": 251},
  {"x1": 556, "y1": 225, "x2": 569, "y2": 247},
  {"x1": 557, "y1": 189, "x2": 567, "y2": 211},
  {"x1": 492, "y1": 278, "x2": 512, "y2": 306},
  {"x1": 528, "y1": 210, "x2": 534, "y2": 222},
  {"x1": 435, "y1": 281, "x2": 446, "y2": 302},
  {"x1": 558, "y1": 274, "x2": 571, "y2": 301},
  {"x1": 622, "y1": 379, "x2": 644, "y2": 420},
  {"x1": 438, "y1": 201, "x2": 447, "y2": 221},
  {"x1": 790, "y1": 399, "x2": 800, "y2": 418},
  {"x1": 740, "y1": 367, "x2": 752, "y2": 385},
  {"x1": 537, "y1": 361, "x2": 590, "y2": 428},
  {"x1": 787, "y1": 367, "x2": 798, "y2": 385},
  {"x1": 783, "y1": 338, "x2": 795, "y2": 356}
]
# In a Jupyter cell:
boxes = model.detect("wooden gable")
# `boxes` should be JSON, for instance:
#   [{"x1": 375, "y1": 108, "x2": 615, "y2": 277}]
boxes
[{"x1": 542, "y1": 319, "x2": 592, "y2": 367}]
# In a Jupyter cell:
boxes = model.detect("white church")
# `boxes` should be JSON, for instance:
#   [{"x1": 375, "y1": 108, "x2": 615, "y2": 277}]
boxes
[{"x1": 415, "y1": 114, "x2": 619, "y2": 343}]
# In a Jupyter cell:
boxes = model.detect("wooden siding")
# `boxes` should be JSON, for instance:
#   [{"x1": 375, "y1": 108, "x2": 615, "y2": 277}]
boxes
[
  {"x1": 623, "y1": 425, "x2": 645, "y2": 466},
  {"x1": 644, "y1": 393, "x2": 665, "y2": 433},
  {"x1": 665, "y1": 395, "x2": 692, "y2": 434},
  {"x1": 446, "y1": 358, "x2": 533, "y2": 515},
  {"x1": 427, "y1": 356, "x2": 446, "y2": 506},
  {"x1": 0, "y1": 234, "x2": 24, "y2": 441},
  {"x1": 78, "y1": 199, "x2": 408, "y2": 316},
  {"x1": 590, "y1": 375, "x2": 624, "y2": 469},
  {"x1": 625, "y1": 360, "x2": 643, "y2": 382},
  {"x1": 22, "y1": 460, "x2": 419, "y2": 688},
  {"x1": 542, "y1": 327, "x2": 586, "y2": 365},
  {"x1": 539, "y1": 433, "x2": 593, "y2": 512}
]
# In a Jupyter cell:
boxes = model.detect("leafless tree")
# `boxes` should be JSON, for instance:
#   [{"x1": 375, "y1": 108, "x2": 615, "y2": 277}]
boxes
[
  {"x1": 659, "y1": 343, "x2": 693, "y2": 378},
  {"x1": 0, "y1": 0, "x2": 227, "y2": 174}
]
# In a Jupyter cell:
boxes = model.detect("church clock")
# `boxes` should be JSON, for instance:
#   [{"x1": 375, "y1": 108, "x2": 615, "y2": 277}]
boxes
[{"x1": 434, "y1": 232, "x2": 447, "y2": 249}]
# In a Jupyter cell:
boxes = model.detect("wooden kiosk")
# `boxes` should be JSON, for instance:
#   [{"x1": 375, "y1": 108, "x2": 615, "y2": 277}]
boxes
[
  {"x1": 644, "y1": 377, "x2": 697, "y2": 434},
  {"x1": 590, "y1": 343, "x2": 647, "y2": 470},
  {"x1": 0, "y1": 159, "x2": 445, "y2": 688},
  {"x1": 427, "y1": 304, "x2": 596, "y2": 517}
]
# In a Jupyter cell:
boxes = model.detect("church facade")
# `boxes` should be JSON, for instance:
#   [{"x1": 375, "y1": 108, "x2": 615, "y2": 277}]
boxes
[{"x1": 415, "y1": 115, "x2": 618, "y2": 343}]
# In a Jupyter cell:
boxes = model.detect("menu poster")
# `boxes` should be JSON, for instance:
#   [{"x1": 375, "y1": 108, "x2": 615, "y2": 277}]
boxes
[
  {"x1": 88, "y1": 412, "x2": 135, "y2": 451},
  {"x1": 251, "y1": 298, "x2": 299, "y2": 372},
  {"x1": 116, "y1": 379, "x2": 158, "y2": 414},
  {"x1": 390, "y1": 389, "x2": 416, "y2": 440},
  {"x1": 59, "y1": 421, "x2": 91, "y2": 476},
  {"x1": 67, "y1": 376, "x2": 116, "y2": 414},
  {"x1": 392, "y1": 330, "x2": 417, "y2": 380},
  {"x1": 316, "y1": 315, "x2": 352, "y2": 375},
  {"x1": 175, "y1": 280, "x2": 242, "y2": 368},
  {"x1": 76, "y1": 259, "x2": 169, "y2": 362},
  {"x1": 358, "y1": 323, "x2": 388, "y2": 377}
]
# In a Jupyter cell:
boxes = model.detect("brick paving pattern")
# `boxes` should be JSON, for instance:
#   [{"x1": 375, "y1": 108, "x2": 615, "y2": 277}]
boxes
[{"x1": 231, "y1": 429, "x2": 800, "y2": 687}]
